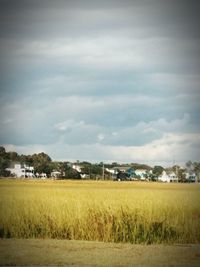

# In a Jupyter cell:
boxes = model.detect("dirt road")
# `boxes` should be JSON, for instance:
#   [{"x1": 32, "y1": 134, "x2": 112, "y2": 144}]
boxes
[{"x1": 0, "y1": 239, "x2": 200, "y2": 266}]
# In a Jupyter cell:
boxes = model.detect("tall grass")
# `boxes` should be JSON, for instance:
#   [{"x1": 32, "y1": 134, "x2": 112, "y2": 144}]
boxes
[{"x1": 0, "y1": 179, "x2": 200, "y2": 244}]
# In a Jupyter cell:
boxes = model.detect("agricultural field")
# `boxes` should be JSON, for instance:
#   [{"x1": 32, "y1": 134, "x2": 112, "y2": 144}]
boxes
[
  {"x1": 0, "y1": 179, "x2": 200, "y2": 266},
  {"x1": 0, "y1": 179, "x2": 200, "y2": 244}
]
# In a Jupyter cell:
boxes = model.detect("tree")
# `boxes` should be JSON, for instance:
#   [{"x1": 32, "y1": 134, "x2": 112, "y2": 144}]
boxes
[
  {"x1": 0, "y1": 146, "x2": 10, "y2": 177},
  {"x1": 81, "y1": 162, "x2": 91, "y2": 177},
  {"x1": 56, "y1": 162, "x2": 81, "y2": 179},
  {"x1": 193, "y1": 162, "x2": 200, "y2": 181},
  {"x1": 31, "y1": 152, "x2": 53, "y2": 177},
  {"x1": 186, "y1": 161, "x2": 194, "y2": 172},
  {"x1": 131, "y1": 163, "x2": 152, "y2": 171},
  {"x1": 62, "y1": 167, "x2": 81, "y2": 179},
  {"x1": 185, "y1": 161, "x2": 200, "y2": 182},
  {"x1": 0, "y1": 146, "x2": 6, "y2": 155},
  {"x1": 152, "y1": 165, "x2": 164, "y2": 178}
]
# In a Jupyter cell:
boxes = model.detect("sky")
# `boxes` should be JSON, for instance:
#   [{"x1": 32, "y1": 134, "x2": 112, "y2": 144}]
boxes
[{"x1": 0, "y1": 0, "x2": 200, "y2": 166}]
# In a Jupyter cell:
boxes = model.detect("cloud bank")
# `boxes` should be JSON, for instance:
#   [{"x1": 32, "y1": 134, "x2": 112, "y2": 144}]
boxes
[{"x1": 0, "y1": 0, "x2": 200, "y2": 166}]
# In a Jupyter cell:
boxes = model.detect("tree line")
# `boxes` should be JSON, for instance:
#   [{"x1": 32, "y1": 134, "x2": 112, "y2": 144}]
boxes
[
  {"x1": 0, "y1": 146, "x2": 200, "y2": 181},
  {"x1": 0, "y1": 146, "x2": 103, "y2": 179}
]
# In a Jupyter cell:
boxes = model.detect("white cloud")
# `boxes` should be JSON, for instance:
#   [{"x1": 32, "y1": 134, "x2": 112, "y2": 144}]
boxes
[
  {"x1": 97, "y1": 133, "x2": 105, "y2": 142},
  {"x1": 6, "y1": 35, "x2": 196, "y2": 73},
  {"x1": 54, "y1": 119, "x2": 85, "y2": 132},
  {"x1": 4, "y1": 132, "x2": 200, "y2": 166}
]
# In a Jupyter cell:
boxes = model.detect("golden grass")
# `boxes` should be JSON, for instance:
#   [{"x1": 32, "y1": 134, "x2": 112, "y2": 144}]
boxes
[{"x1": 0, "y1": 179, "x2": 200, "y2": 244}]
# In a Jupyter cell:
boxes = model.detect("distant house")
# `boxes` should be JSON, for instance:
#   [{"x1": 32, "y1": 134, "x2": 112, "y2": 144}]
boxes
[
  {"x1": 35, "y1": 172, "x2": 47, "y2": 179},
  {"x1": 6, "y1": 164, "x2": 34, "y2": 178},
  {"x1": 72, "y1": 164, "x2": 82, "y2": 173},
  {"x1": 126, "y1": 168, "x2": 136, "y2": 178},
  {"x1": 113, "y1": 166, "x2": 131, "y2": 173},
  {"x1": 51, "y1": 170, "x2": 61, "y2": 179},
  {"x1": 168, "y1": 172, "x2": 178, "y2": 182},
  {"x1": 158, "y1": 171, "x2": 178, "y2": 183},
  {"x1": 185, "y1": 172, "x2": 198, "y2": 183},
  {"x1": 105, "y1": 168, "x2": 117, "y2": 175},
  {"x1": 111, "y1": 167, "x2": 137, "y2": 180},
  {"x1": 72, "y1": 164, "x2": 87, "y2": 178},
  {"x1": 116, "y1": 171, "x2": 130, "y2": 181},
  {"x1": 80, "y1": 173, "x2": 90, "y2": 179},
  {"x1": 135, "y1": 169, "x2": 148, "y2": 180}
]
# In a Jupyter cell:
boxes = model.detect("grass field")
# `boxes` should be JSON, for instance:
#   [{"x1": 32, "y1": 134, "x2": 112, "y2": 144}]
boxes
[{"x1": 0, "y1": 179, "x2": 200, "y2": 244}]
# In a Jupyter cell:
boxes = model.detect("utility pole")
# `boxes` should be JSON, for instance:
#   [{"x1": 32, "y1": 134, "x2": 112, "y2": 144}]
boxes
[
  {"x1": 173, "y1": 155, "x2": 178, "y2": 182},
  {"x1": 89, "y1": 164, "x2": 91, "y2": 180},
  {"x1": 176, "y1": 165, "x2": 179, "y2": 183},
  {"x1": 102, "y1": 162, "x2": 104, "y2": 180}
]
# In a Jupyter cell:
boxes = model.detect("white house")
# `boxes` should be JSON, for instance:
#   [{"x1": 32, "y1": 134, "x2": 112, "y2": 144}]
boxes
[
  {"x1": 168, "y1": 172, "x2": 178, "y2": 182},
  {"x1": 135, "y1": 169, "x2": 148, "y2": 180},
  {"x1": 6, "y1": 164, "x2": 34, "y2": 178},
  {"x1": 51, "y1": 170, "x2": 61, "y2": 178},
  {"x1": 72, "y1": 164, "x2": 82, "y2": 173},
  {"x1": 105, "y1": 168, "x2": 118, "y2": 175},
  {"x1": 158, "y1": 171, "x2": 178, "y2": 183},
  {"x1": 80, "y1": 173, "x2": 90, "y2": 179},
  {"x1": 185, "y1": 172, "x2": 198, "y2": 183}
]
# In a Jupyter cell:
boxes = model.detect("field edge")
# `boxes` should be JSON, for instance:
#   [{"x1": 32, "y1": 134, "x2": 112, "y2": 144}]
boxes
[{"x1": 0, "y1": 238, "x2": 200, "y2": 267}]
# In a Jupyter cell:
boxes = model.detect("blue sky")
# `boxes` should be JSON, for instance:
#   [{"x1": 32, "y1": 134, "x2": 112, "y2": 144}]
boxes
[{"x1": 0, "y1": 0, "x2": 200, "y2": 166}]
